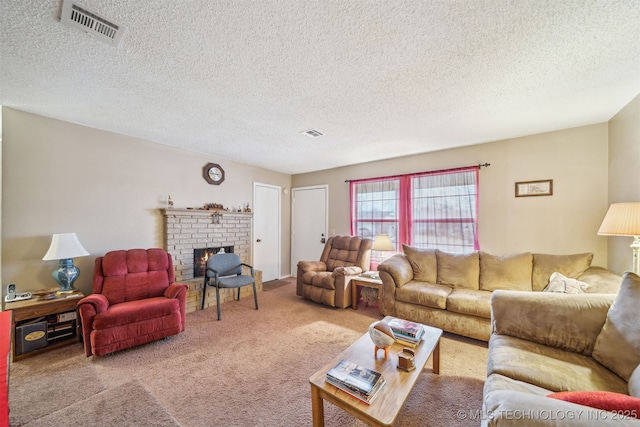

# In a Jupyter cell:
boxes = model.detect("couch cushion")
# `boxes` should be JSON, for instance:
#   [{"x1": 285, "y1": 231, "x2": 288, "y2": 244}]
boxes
[
  {"x1": 402, "y1": 245, "x2": 437, "y2": 283},
  {"x1": 436, "y1": 250, "x2": 480, "y2": 290},
  {"x1": 479, "y1": 252, "x2": 532, "y2": 291},
  {"x1": 92, "y1": 297, "x2": 180, "y2": 330},
  {"x1": 548, "y1": 391, "x2": 640, "y2": 418},
  {"x1": 543, "y1": 272, "x2": 589, "y2": 294},
  {"x1": 578, "y1": 266, "x2": 622, "y2": 294},
  {"x1": 630, "y1": 365, "x2": 640, "y2": 398},
  {"x1": 304, "y1": 271, "x2": 335, "y2": 290},
  {"x1": 593, "y1": 272, "x2": 640, "y2": 382},
  {"x1": 325, "y1": 236, "x2": 366, "y2": 271},
  {"x1": 487, "y1": 334, "x2": 628, "y2": 394},
  {"x1": 446, "y1": 288, "x2": 492, "y2": 318},
  {"x1": 395, "y1": 281, "x2": 451, "y2": 310},
  {"x1": 532, "y1": 253, "x2": 593, "y2": 292}
]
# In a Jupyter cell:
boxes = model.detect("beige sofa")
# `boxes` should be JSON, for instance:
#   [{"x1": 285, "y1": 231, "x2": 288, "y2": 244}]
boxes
[
  {"x1": 377, "y1": 246, "x2": 621, "y2": 341},
  {"x1": 483, "y1": 272, "x2": 640, "y2": 426}
]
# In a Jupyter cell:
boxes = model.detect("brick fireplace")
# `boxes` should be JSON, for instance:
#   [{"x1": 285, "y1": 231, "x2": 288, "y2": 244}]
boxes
[{"x1": 161, "y1": 208, "x2": 261, "y2": 312}]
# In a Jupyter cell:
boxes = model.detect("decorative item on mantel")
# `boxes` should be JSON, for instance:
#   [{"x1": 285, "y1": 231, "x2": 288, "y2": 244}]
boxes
[
  {"x1": 212, "y1": 211, "x2": 223, "y2": 224},
  {"x1": 168, "y1": 195, "x2": 174, "y2": 208},
  {"x1": 368, "y1": 321, "x2": 395, "y2": 359},
  {"x1": 204, "y1": 203, "x2": 224, "y2": 210}
]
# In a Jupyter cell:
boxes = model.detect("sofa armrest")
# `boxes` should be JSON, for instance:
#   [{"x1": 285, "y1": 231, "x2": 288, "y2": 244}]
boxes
[
  {"x1": 579, "y1": 266, "x2": 622, "y2": 294},
  {"x1": 491, "y1": 290, "x2": 615, "y2": 355},
  {"x1": 78, "y1": 294, "x2": 110, "y2": 357},
  {"x1": 164, "y1": 283, "x2": 188, "y2": 299},
  {"x1": 78, "y1": 294, "x2": 109, "y2": 314},
  {"x1": 333, "y1": 266, "x2": 363, "y2": 276},
  {"x1": 165, "y1": 283, "x2": 188, "y2": 331},
  {"x1": 377, "y1": 254, "x2": 413, "y2": 287},
  {"x1": 297, "y1": 261, "x2": 327, "y2": 273}
]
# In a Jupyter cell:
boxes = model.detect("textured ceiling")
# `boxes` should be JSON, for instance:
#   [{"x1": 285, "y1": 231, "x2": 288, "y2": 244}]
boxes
[{"x1": 1, "y1": 1, "x2": 639, "y2": 174}]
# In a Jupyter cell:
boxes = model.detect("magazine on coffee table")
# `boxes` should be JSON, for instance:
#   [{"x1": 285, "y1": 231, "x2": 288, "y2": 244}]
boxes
[{"x1": 326, "y1": 359, "x2": 385, "y2": 404}]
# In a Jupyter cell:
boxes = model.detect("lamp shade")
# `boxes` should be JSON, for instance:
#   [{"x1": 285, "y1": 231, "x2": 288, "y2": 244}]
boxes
[
  {"x1": 372, "y1": 234, "x2": 395, "y2": 251},
  {"x1": 597, "y1": 203, "x2": 640, "y2": 236},
  {"x1": 42, "y1": 233, "x2": 90, "y2": 260}
]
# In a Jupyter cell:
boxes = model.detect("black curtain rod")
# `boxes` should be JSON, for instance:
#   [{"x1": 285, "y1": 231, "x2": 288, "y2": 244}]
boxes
[{"x1": 344, "y1": 163, "x2": 491, "y2": 183}]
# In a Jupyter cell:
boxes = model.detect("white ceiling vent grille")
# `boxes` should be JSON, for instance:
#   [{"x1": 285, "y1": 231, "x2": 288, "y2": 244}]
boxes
[
  {"x1": 60, "y1": 0, "x2": 127, "y2": 47},
  {"x1": 301, "y1": 129, "x2": 324, "y2": 138}
]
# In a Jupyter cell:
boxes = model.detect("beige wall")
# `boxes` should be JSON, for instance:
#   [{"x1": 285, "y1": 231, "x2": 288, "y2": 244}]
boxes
[
  {"x1": 1, "y1": 108, "x2": 291, "y2": 295},
  {"x1": 293, "y1": 124, "x2": 611, "y2": 267},
  {"x1": 607, "y1": 94, "x2": 640, "y2": 274}
]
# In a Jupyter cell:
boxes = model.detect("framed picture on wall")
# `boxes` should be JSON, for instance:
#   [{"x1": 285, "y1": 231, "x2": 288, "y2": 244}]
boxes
[{"x1": 515, "y1": 179, "x2": 553, "y2": 197}]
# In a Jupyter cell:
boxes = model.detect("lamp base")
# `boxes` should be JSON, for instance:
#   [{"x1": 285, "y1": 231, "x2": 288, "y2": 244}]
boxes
[
  {"x1": 631, "y1": 236, "x2": 640, "y2": 276},
  {"x1": 52, "y1": 258, "x2": 80, "y2": 294}
]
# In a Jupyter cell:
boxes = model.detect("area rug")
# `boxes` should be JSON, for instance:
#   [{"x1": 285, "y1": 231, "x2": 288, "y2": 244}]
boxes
[{"x1": 23, "y1": 380, "x2": 180, "y2": 427}]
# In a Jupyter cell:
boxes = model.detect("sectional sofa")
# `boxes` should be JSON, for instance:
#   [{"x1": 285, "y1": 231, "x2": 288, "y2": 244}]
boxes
[
  {"x1": 483, "y1": 272, "x2": 640, "y2": 426},
  {"x1": 377, "y1": 246, "x2": 621, "y2": 341}
]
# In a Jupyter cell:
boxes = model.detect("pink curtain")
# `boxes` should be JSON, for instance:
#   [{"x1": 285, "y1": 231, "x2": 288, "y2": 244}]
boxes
[{"x1": 350, "y1": 166, "x2": 480, "y2": 257}]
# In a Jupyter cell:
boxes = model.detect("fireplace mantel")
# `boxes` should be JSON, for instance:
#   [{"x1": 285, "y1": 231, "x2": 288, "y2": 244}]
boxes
[
  {"x1": 160, "y1": 208, "x2": 253, "y2": 282},
  {"x1": 160, "y1": 208, "x2": 253, "y2": 217}
]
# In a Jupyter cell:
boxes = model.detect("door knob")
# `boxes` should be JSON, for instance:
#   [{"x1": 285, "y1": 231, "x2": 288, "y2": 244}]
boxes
[
  {"x1": 256, "y1": 239, "x2": 262, "y2": 242},
  {"x1": 320, "y1": 233, "x2": 326, "y2": 244}
]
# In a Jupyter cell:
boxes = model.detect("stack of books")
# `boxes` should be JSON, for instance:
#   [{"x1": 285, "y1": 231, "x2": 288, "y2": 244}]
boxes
[
  {"x1": 326, "y1": 359, "x2": 386, "y2": 404},
  {"x1": 385, "y1": 317, "x2": 424, "y2": 347}
]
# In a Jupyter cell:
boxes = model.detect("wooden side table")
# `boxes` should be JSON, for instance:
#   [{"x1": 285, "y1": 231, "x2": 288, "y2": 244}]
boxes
[
  {"x1": 5, "y1": 292, "x2": 84, "y2": 361},
  {"x1": 352, "y1": 274, "x2": 383, "y2": 316}
]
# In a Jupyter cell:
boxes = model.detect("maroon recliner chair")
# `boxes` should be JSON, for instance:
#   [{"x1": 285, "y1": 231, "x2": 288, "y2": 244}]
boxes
[{"x1": 78, "y1": 248, "x2": 187, "y2": 357}]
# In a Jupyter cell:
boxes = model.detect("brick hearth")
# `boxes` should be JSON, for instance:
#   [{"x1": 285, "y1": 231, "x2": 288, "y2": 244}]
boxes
[{"x1": 161, "y1": 208, "x2": 262, "y2": 313}]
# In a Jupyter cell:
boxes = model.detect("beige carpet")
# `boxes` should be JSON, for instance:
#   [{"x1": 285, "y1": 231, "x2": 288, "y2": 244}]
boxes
[
  {"x1": 262, "y1": 279, "x2": 293, "y2": 291},
  {"x1": 9, "y1": 278, "x2": 488, "y2": 426},
  {"x1": 23, "y1": 380, "x2": 180, "y2": 427}
]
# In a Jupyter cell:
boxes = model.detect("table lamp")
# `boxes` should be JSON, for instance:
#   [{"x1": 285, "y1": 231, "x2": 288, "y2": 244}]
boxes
[
  {"x1": 372, "y1": 233, "x2": 395, "y2": 253},
  {"x1": 370, "y1": 234, "x2": 396, "y2": 276},
  {"x1": 42, "y1": 233, "x2": 90, "y2": 293},
  {"x1": 597, "y1": 202, "x2": 640, "y2": 275}
]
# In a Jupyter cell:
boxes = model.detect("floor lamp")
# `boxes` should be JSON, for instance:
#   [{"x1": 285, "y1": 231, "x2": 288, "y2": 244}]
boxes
[{"x1": 597, "y1": 202, "x2": 640, "y2": 275}]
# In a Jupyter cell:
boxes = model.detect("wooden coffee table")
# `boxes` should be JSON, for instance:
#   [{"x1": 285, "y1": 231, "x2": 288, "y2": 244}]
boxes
[{"x1": 309, "y1": 317, "x2": 442, "y2": 426}]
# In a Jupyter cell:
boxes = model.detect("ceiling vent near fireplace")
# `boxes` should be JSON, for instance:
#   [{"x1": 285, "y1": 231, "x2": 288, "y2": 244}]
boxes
[{"x1": 60, "y1": 0, "x2": 127, "y2": 47}]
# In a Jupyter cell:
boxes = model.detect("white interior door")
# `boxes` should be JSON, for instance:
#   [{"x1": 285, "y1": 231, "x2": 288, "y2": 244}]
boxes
[
  {"x1": 254, "y1": 183, "x2": 281, "y2": 282},
  {"x1": 291, "y1": 185, "x2": 328, "y2": 276}
]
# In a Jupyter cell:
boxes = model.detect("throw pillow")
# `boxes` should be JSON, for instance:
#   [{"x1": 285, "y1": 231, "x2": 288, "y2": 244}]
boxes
[
  {"x1": 630, "y1": 365, "x2": 640, "y2": 398},
  {"x1": 548, "y1": 391, "x2": 640, "y2": 418},
  {"x1": 402, "y1": 245, "x2": 437, "y2": 283},
  {"x1": 436, "y1": 250, "x2": 480, "y2": 290},
  {"x1": 531, "y1": 253, "x2": 593, "y2": 292},
  {"x1": 543, "y1": 272, "x2": 589, "y2": 294},
  {"x1": 479, "y1": 252, "x2": 533, "y2": 291},
  {"x1": 592, "y1": 272, "x2": 640, "y2": 381}
]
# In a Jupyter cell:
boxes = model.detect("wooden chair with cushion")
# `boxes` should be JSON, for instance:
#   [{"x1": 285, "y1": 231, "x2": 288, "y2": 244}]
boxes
[
  {"x1": 78, "y1": 248, "x2": 188, "y2": 357},
  {"x1": 296, "y1": 235, "x2": 372, "y2": 308}
]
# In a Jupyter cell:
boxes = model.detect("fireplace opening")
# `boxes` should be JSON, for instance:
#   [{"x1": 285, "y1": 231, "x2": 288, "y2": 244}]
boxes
[{"x1": 193, "y1": 246, "x2": 234, "y2": 278}]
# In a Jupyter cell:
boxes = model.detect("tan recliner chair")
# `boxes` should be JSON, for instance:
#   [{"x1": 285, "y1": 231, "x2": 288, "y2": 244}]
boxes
[{"x1": 296, "y1": 236, "x2": 372, "y2": 308}]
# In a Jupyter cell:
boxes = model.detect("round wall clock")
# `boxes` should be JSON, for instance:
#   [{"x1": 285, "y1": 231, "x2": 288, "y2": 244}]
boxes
[{"x1": 203, "y1": 163, "x2": 225, "y2": 185}]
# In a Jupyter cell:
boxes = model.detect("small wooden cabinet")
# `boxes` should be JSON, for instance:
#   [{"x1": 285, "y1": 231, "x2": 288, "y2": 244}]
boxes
[{"x1": 5, "y1": 292, "x2": 84, "y2": 361}]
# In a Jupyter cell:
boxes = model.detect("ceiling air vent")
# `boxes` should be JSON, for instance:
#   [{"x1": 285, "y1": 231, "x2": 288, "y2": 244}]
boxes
[
  {"x1": 301, "y1": 129, "x2": 324, "y2": 138},
  {"x1": 60, "y1": 0, "x2": 127, "y2": 47}
]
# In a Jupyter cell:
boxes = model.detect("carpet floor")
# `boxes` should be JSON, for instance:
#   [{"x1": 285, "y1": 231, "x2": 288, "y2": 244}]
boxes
[
  {"x1": 262, "y1": 279, "x2": 293, "y2": 291},
  {"x1": 9, "y1": 278, "x2": 488, "y2": 426}
]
